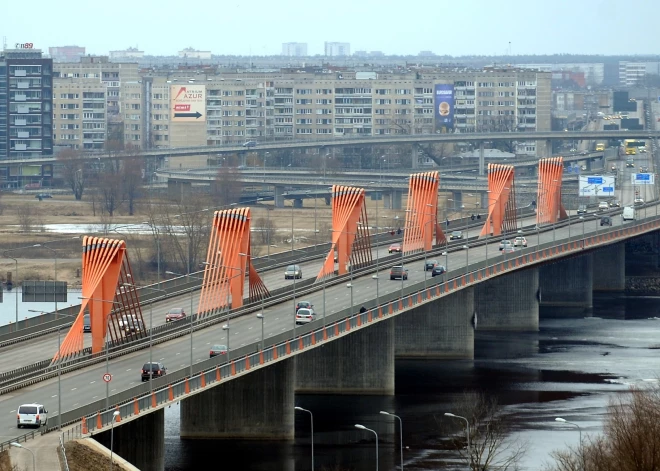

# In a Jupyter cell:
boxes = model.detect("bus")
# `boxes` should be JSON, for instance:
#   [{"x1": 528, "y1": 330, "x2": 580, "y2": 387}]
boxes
[{"x1": 624, "y1": 139, "x2": 645, "y2": 155}]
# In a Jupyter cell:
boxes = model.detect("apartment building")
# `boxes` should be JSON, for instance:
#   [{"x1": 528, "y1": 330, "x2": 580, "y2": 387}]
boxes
[
  {"x1": 49, "y1": 46, "x2": 86, "y2": 63},
  {"x1": 324, "y1": 42, "x2": 350, "y2": 57},
  {"x1": 618, "y1": 61, "x2": 660, "y2": 87},
  {"x1": 281, "y1": 43, "x2": 308, "y2": 57},
  {"x1": 52, "y1": 77, "x2": 107, "y2": 150}
]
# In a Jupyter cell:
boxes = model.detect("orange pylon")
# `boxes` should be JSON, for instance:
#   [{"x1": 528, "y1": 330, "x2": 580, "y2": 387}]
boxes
[
  {"x1": 334, "y1": 323, "x2": 339, "y2": 336},
  {"x1": 259, "y1": 350, "x2": 264, "y2": 364},
  {"x1": 311, "y1": 334, "x2": 316, "y2": 345},
  {"x1": 298, "y1": 336, "x2": 304, "y2": 350},
  {"x1": 151, "y1": 391, "x2": 157, "y2": 408},
  {"x1": 96, "y1": 412, "x2": 102, "y2": 430},
  {"x1": 286, "y1": 341, "x2": 291, "y2": 355},
  {"x1": 346, "y1": 318, "x2": 351, "y2": 331},
  {"x1": 215, "y1": 367, "x2": 221, "y2": 382},
  {"x1": 134, "y1": 397, "x2": 140, "y2": 415},
  {"x1": 357, "y1": 315, "x2": 362, "y2": 327},
  {"x1": 231, "y1": 361, "x2": 236, "y2": 376},
  {"x1": 114, "y1": 406, "x2": 121, "y2": 423},
  {"x1": 81, "y1": 416, "x2": 88, "y2": 434},
  {"x1": 184, "y1": 377, "x2": 190, "y2": 394},
  {"x1": 168, "y1": 384, "x2": 174, "y2": 401},
  {"x1": 273, "y1": 346, "x2": 278, "y2": 360},
  {"x1": 200, "y1": 372, "x2": 206, "y2": 387},
  {"x1": 323, "y1": 327, "x2": 328, "y2": 340},
  {"x1": 245, "y1": 357, "x2": 251, "y2": 371}
]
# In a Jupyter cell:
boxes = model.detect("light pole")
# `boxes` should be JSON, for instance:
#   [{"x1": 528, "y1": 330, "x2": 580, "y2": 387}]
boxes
[
  {"x1": 256, "y1": 313, "x2": 265, "y2": 350},
  {"x1": 2, "y1": 252, "x2": 18, "y2": 324},
  {"x1": 295, "y1": 407, "x2": 314, "y2": 470},
  {"x1": 222, "y1": 324, "x2": 230, "y2": 351},
  {"x1": 555, "y1": 417, "x2": 582, "y2": 444},
  {"x1": 445, "y1": 412, "x2": 471, "y2": 465},
  {"x1": 380, "y1": 411, "x2": 404, "y2": 470},
  {"x1": 109, "y1": 410, "x2": 120, "y2": 471},
  {"x1": 10, "y1": 442, "x2": 35, "y2": 471},
  {"x1": 355, "y1": 424, "x2": 379, "y2": 471}
]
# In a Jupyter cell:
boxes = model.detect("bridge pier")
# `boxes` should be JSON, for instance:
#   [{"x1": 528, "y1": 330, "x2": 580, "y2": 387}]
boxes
[
  {"x1": 383, "y1": 192, "x2": 391, "y2": 210},
  {"x1": 295, "y1": 318, "x2": 395, "y2": 395},
  {"x1": 94, "y1": 409, "x2": 164, "y2": 471},
  {"x1": 539, "y1": 253, "x2": 593, "y2": 311},
  {"x1": 451, "y1": 191, "x2": 463, "y2": 209},
  {"x1": 180, "y1": 358, "x2": 295, "y2": 439},
  {"x1": 593, "y1": 243, "x2": 625, "y2": 291},
  {"x1": 293, "y1": 198, "x2": 303, "y2": 208},
  {"x1": 167, "y1": 180, "x2": 191, "y2": 201},
  {"x1": 274, "y1": 186, "x2": 285, "y2": 208},
  {"x1": 391, "y1": 190, "x2": 402, "y2": 210},
  {"x1": 395, "y1": 287, "x2": 474, "y2": 359},
  {"x1": 474, "y1": 266, "x2": 539, "y2": 331}
]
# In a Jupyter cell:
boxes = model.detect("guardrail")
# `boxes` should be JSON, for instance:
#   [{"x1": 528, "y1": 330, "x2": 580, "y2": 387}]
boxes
[{"x1": 0, "y1": 429, "x2": 39, "y2": 453}]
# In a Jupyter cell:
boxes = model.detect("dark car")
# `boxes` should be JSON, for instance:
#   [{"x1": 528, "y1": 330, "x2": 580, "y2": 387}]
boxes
[
  {"x1": 600, "y1": 216, "x2": 612, "y2": 227},
  {"x1": 296, "y1": 301, "x2": 313, "y2": 312},
  {"x1": 209, "y1": 344, "x2": 228, "y2": 358},
  {"x1": 424, "y1": 259, "x2": 438, "y2": 271},
  {"x1": 577, "y1": 205, "x2": 587, "y2": 215},
  {"x1": 165, "y1": 308, "x2": 186, "y2": 322},
  {"x1": 83, "y1": 314, "x2": 91, "y2": 332},
  {"x1": 141, "y1": 362, "x2": 167, "y2": 381},
  {"x1": 35, "y1": 193, "x2": 52, "y2": 199},
  {"x1": 242, "y1": 141, "x2": 257, "y2": 148},
  {"x1": 449, "y1": 231, "x2": 463, "y2": 240},
  {"x1": 431, "y1": 265, "x2": 446, "y2": 277},
  {"x1": 609, "y1": 200, "x2": 620, "y2": 208},
  {"x1": 389, "y1": 266, "x2": 408, "y2": 280}
]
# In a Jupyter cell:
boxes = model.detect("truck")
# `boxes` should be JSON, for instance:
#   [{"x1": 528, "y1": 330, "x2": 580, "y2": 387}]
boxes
[
  {"x1": 622, "y1": 206, "x2": 635, "y2": 221},
  {"x1": 595, "y1": 142, "x2": 606, "y2": 152}
]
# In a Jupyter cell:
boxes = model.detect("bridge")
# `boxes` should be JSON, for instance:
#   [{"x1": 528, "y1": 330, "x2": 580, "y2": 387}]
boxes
[{"x1": 0, "y1": 157, "x2": 658, "y2": 470}]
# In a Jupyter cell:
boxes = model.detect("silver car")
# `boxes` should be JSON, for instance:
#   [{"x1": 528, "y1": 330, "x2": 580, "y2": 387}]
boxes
[
  {"x1": 295, "y1": 308, "x2": 316, "y2": 325},
  {"x1": 284, "y1": 264, "x2": 302, "y2": 280},
  {"x1": 499, "y1": 240, "x2": 513, "y2": 251}
]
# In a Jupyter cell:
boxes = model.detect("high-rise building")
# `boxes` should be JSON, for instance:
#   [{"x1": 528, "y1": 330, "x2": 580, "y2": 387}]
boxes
[
  {"x1": 109, "y1": 48, "x2": 144, "y2": 61},
  {"x1": 52, "y1": 78, "x2": 107, "y2": 150},
  {"x1": 49, "y1": 46, "x2": 86, "y2": 63},
  {"x1": 178, "y1": 48, "x2": 212, "y2": 60},
  {"x1": 281, "y1": 43, "x2": 308, "y2": 56},
  {"x1": 324, "y1": 42, "x2": 350, "y2": 57}
]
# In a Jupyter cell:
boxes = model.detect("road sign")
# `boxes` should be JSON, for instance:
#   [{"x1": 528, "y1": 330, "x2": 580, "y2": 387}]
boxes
[
  {"x1": 579, "y1": 175, "x2": 615, "y2": 196},
  {"x1": 631, "y1": 173, "x2": 655, "y2": 184},
  {"x1": 601, "y1": 186, "x2": 614, "y2": 193},
  {"x1": 587, "y1": 176, "x2": 603, "y2": 185},
  {"x1": 102, "y1": 373, "x2": 112, "y2": 383}
]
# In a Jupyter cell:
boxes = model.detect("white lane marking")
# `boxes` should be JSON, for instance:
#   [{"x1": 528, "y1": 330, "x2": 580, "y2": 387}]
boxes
[
  {"x1": 51, "y1": 395, "x2": 57, "y2": 398},
  {"x1": 281, "y1": 328, "x2": 286, "y2": 331},
  {"x1": 90, "y1": 381, "x2": 96, "y2": 384},
  {"x1": 180, "y1": 364, "x2": 186, "y2": 367},
  {"x1": 111, "y1": 389, "x2": 117, "y2": 392},
  {"x1": 10, "y1": 410, "x2": 15, "y2": 413},
  {"x1": 248, "y1": 326, "x2": 253, "y2": 330},
  {"x1": 93, "y1": 396, "x2": 98, "y2": 399},
  {"x1": 240, "y1": 343, "x2": 246, "y2": 347},
  {"x1": 71, "y1": 388, "x2": 77, "y2": 391},
  {"x1": 159, "y1": 358, "x2": 165, "y2": 361},
  {"x1": 176, "y1": 352, "x2": 181, "y2": 355},
  {"x1": 275, "y1": 317, "x2": 279, "y2": 320},
  {"x1": 73, "y1": 403, "x2": 79, "y2": 407}
]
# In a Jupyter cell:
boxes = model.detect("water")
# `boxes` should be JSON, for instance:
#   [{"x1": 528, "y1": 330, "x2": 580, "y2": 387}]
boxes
[
  {"x1": 0, "y1": 288, "x2": 81, "y2": 325},
  {"x1": 163, "y1": 293, "x2": 660, "y2": 470}
]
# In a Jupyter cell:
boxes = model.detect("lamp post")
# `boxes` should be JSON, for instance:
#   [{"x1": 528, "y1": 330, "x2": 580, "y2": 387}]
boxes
[
  {"x1": 222, "y1": 323, "x2": 230, "y2": 351},
  {"x1": 10, "y1": 443, "x2": 35, "y2": 471},
  {"x1": 256, "y1": 313, "x2": 265, "y2": 350},
  {"x1": 555, "y1": 417, "x2": 582, "y2": 444},
  {"x1": 380, "y1": 411, "x2": 404, "y2": 470},
  {"x1": 295, "y1": 407, "x2": 314, "y2": 470},
  {"x1": 445, "y1": 412, "x2": 471, "y2": 465},
  {"x1": 2, "y1": 252, "x2": 18, "y2": 324},
  {"x1": 355, "y1": 424, "x2": 379, "y2": 471},
  {"x1": 109, "y1": 410, "x2": 120, "y2": 471}
]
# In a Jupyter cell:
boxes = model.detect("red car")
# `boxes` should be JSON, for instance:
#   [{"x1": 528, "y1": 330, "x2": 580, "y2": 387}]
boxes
[
  {"x1": 165, "y1": 308, "x2": 186, "y2": 322},
  {"x1": 388, "y1": 243, "x2": 402, "y2": 253}
]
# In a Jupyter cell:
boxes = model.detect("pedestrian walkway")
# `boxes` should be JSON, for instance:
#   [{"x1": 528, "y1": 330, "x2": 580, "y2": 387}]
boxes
[{"x1": 9, "y1": 431, "x2": 61, "y2": 470}]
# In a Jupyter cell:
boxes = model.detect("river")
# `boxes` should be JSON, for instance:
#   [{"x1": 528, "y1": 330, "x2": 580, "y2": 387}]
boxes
[{"x1": 162, "y1": 293, "x2": 660, "y2": 470}]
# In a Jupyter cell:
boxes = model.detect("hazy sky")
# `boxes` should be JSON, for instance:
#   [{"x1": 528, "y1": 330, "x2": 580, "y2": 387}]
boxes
[{"x1": 5, "y1": 0, "x2": 659, "y2": 57}]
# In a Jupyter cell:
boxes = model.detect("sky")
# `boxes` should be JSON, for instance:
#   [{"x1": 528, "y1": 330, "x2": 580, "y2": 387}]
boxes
[{"x1": 4, "y1": 0, "x2": 660, "y2": 57}]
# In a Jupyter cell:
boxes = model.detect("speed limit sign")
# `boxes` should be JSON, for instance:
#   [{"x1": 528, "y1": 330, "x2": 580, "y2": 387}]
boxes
[{"x1": 102, "y1": 373, "x2": 112, "y2": 383}]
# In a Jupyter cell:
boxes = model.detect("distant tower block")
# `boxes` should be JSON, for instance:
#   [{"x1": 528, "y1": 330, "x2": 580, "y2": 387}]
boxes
[
  {"x1": 317, "y1": 186, "x2": 372, "y2": 281},
  {"x1": 197, "y1": 208, "x2": 269, "y2": 317},
  {"x1": 480, "y1": 164, "x2": 517, "y2": 237},
  {"x1": 537, "y1": 157, "x2": 567, "y2": 226},
  {"x1": 402, "y1": 171, "x2": 445, "y2": 254}
]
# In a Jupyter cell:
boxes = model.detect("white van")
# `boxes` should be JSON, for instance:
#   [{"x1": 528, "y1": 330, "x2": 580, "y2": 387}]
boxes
[
  {"x1": 17, "y1": 403, "x2": 48, "y2": 428},
  {"x1": 622, "y1": 206, "x2": 635, "y2": 221}
]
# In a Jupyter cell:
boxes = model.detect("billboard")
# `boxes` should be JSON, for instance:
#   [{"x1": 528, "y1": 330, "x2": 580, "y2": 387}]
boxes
[
  {"x1": 631, "y1": 173, "x2": 655, "y2": 185},
  {"x1": 579, "y1": 175, "x2": 615, "y2": 196},
  {"x1": 434, "y1": 84, "x2": 454, "y2": 131},
  {"x1": 170, "y1": 85, "x2": 206, "y2": 122}
]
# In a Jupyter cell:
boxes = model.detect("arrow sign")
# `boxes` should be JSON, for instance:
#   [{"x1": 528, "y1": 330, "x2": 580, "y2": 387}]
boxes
[{"x1": 174, "y1": 111, "x2": 202, "y2": 119}]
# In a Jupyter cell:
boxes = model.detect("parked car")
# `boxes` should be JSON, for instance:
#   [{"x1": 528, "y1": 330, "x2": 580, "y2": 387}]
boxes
[
  {"x1": 577, "y1": 205, "x2": 587, "y2": 215},
  {"x1": 296, "y1": 301, "x2": 313, "y2": 312},
  {"x1": 209, "y1": 344, "x2": 228, "y2": 358},
  {"x1": 424, "y1": 259, "x2": 438, "y2": 271},
  {"x1": 598, "y1": 201, "x2": 609, "y2": 211},
  {"x1": 16, "y1": 404, "x2": 48, "y2": 428},
  {"x1": 513, "y1": 236, "x2": 527, "y2": 247},
  {"x1": 165, "y1": 308, "x2": 186, "y2": 322},
  {"x1": 284, "y1": 265, "x2": 302, "y2": 280},
  {"x1": 431, "y1": 265, "x2": 446, "y2": 277},
  {"x1": 449, "y1": 231, "x2": 463, "y2": 240},
  {"x1": 141, "y1": 362, "x2": 167, "y2": 381},
  {"x1": 388, "y1": 243, "x2": 402, "y2": 253},
  {"x1": 609, "y1": 200, "x2": 620, "y2": 208},
  {"x1": 295, "y1": 307, "x2": 316, "y2": 325},
  {"x1": 390, "y1": 266, "x2": 409, "y2": 280},
  {"x1": 499, "y1": 240, "x2": 513, "y2": 251},
  {"x1": 600, "y1": 216, "x2": 612, "y2": 226}
]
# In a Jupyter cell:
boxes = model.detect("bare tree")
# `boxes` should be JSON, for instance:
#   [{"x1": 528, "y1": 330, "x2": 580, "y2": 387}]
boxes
[
  {"x1": 16, "y1": 203, "x2": 36, "y2": 232},
  {"x1": 212, "y1": 166, "x2": 243, "y2": 207},
  {"x1": 57, "y1": 148, "x2": 86, "y2": 200},
  {"x1": 122, "y1": 155, "x2": 142, "y2": 216},
  {"x1": 253, "y1": 215, "x2": 278, "y2": 245}
]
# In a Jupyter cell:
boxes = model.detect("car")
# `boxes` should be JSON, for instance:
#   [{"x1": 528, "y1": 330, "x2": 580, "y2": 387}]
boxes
[
  {"x1": 513, "y1": 236, "x2": 527, "y2": 247},
  {"x1": 284, "y1": 264, "x2": 302, "y2": 280},
  {"x1": 449, "y1": 231, "x2": 463, "y2": 240},
  {"x1": 634, "y1": 197, "x2": 644, "y2": 206},
  {"x1": 34, "y1": 193, "x2": 52, "y2": 199},
  {"x1": 118, "y1": 314, "x2": 139, "y2": 332},
  {"x1": 125, "y1": 320, "x2": 144, "y2": 334},
  {"x1": 424, "y1": 259, "x2": 438, "y2": 271},
  {"x1": 431, "y1": 265, "x2": 446, "y2": 277},
  {"x1": 600, "y1": 216, "x2": 612, "y2": 226},
  {"x1": 579, "y1": 150, "x2": 588, "y2": 155},
  {"x1": 499, "y1": 240, "x2": 512, "y2": 251},
  {"x1": 242, "y1": 141, "x2": 257, "y2": 148},
  {"x1": 141, "y1": 362, "x2": 167, "y2": 382},
  {"x1": 610, "y1": 165, "x2": 617, "y2": 172},
  {"x1": 296, "y1": 301, "x2": 313, "y2": 312},
  {"x1": 640, "y1": 166, "x2": 649, "y2": 173},
  {"x1": 295, "y1": 308, "x2": 316, "y2": 325},
  {"x1": 609, "y1": 200, "x2": 620, "y2": 208},
  {"x1": 388, "y1": 243, "x2": 402, "y2": 253},
  {"x1": 577, "y1": 205, "x2": 587, "y2": 215},
  {"x1": 165, "y1": 307, "x2": 186, "y2": 322},
  {"x1": 580, "y1": 165, "x2": 587, "y2": 171},
  {"x1": 390, "y1": 266, "x2": 409, "y2": 280},
  {"x1": 83, "y1": 313, "x2": 91, "y2": 332},
  {"x1": 501, "y1": 246, "x2": 516, "y2": 254},
  {"x1": 209, "y1": 344, "x2": 228, "y2": 358},
  {"x1": 17, "y1": 403, "x2": 48, "y2": 428},
  {"x1": 626, "y1": 161, "x2": 635, "y2": 168},
  {"x1": 598, "y1": 201, "x2": 609, "y2": 211}
]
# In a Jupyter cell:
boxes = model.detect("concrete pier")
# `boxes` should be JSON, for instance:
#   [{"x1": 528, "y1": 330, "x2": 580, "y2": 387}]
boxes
[
  {"x1": 395, "y1": 287, "x2": 474, "y2": 359},
  {"x1": 274, "y1": 185, "x2": 285, "y2": 208},
  {"x1": 180, "y1": 358, "x2": 295, "y2": 439},
  {"x1": 474, "y1": 267, "x2": 539, "y2": 331},
  {"x1": 539, "y1": 253, "x2": 593, "y2": 310},
  {"x1": 593, "y1": 243, "x2": 625, "y2": 291},
  {"x1": 94, "y1": 409, "x2": 164, "y2": 471},
  {"x1": 295, "y1": 318, "x2": 395, "y2": 395}
]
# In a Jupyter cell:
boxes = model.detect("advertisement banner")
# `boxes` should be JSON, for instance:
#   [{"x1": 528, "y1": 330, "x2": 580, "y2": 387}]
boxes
[
  {"x1": 434, "y1": 84, "x2": 454, "y2": 131},
  {"x1": 631, "y1": 173, "x2": 655, "y2": 185},
  {"x1": 579, "y1": 175, "x2": 615, "y2": 196},
  {"x1": 170, "y1": 85, "x2": 206, "y2": 122}
]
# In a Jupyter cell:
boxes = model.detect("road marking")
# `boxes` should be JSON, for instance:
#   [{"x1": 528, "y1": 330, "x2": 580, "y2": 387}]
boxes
[
  {"x1": 71, "y1": 388, "x2": 77, "y2": 391},
  {"x1": 10, "y1": 410, "x2": 15, "y2": 413},
  {"x1": 90, "y1": 381, "x2": 95, "y2": 384},
  {"x1": 275, "y1": 317, "x2": 279, "y2": 320},
  {"x1": 126, "y1": 369, "x2": 131, "y2": 372},
  {"x1": 73, "y1": 403, "x2": 79, "y2": 407},
  {"x1": 240, "y1": 343, "x2": 246, "y2": 347},
  {"x1": 176, "y1": 352, "x2": 181, "y2": 355},
  {"x1": 93, "y1": 396, "x2": 98, "y2": 399},
  {"x1": 51, "y1": 395, "x2": 57, "y2": 398},
  {"x1": 248, "y1": 326, "x2": 253, "y2": 330},
  {"x1": 111, "y1": 389, "x2": 116, "y2": 392},
  {"x1": 281, "y1": 328, "x2": 286, "y2": 331},
  {"x1": 159, "y1": 358, "x2": 165, "y2": 361}
]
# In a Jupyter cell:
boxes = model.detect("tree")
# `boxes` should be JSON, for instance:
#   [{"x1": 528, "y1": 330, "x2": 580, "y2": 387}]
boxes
[
  {"x1": 444, "y1": 392, "x2": 528, "y2": 471},
  {"x1": 98, "y1": 160, "x2": 122, "y2": 216},
  {"x1": 254, "y1": 214, "x2": 277, "y2": 245},
  {"x1": 57, "y1": 148, "x2": 86, "y2": 200},
  {"x1": 212, "y1": 166, "x2": 243, "y2": 207},
  {"x1": 122, "y1": 155, "x2": 143, "y2": 216}
]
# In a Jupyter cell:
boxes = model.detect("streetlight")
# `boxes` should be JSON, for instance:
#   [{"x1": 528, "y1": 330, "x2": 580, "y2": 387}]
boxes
[
  {"x1": 256, "y1": 313, "x2": 265, "y2": 350},
  {"x1": 355, "y1": 424, "x2": 379, "y2": 471},
  {"x1": 10, "y1": 442, "x2": 35, "y2": 471},
  {"x1": 380, "y1": 411, "x2": 404, "y2": 470},
  {"x1": 222, "y1": 324, "x2": 230, "y2": 351},
  {"x1": 109, "y1": 410, "x2": 121, "y2": 471},
  {"x1": 2, "y1": 252, "x2": 18, "y2": 324},
  {"x1": 445, "y1": 412, "x2": 471, "y2": 463},
  {"x1": 295, "y1": 407, "x2": 314, "y2": 470},
  {"x1": 555, "y1": 417, "x2": 582, "y2": 443}
]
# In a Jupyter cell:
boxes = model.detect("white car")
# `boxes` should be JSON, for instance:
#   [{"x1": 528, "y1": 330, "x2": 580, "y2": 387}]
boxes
[
  {"x1": 513, "y1": 237, "x2": 527, "y2": 247},
  {"x1": 295, "y1": 308, "x2": 316, "y2": 325},
  {"x1": 17, "y1": 403, "x2": 48, "y2": 428},
  {"x1": 598, "y1": 201, "x2": 609, "y2": 210}
]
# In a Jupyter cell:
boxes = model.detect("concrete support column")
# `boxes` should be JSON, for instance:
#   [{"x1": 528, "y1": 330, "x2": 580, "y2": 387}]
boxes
[
  {"x1": 383, "y1": 192, "x2": 392, "y2": 210},
  {"x1": 274, "y1": 186, "x2": 285, "y2": 208},
  {"x1": 452, "y1": 191, "x2": 463, "y2": 209},
  {"x1": 480, "y1": 192, "x2": 489, "y2": 210},
  {"x1": 474, "y1": 267, "x2": 539, "y2": 331},
  {"x1": 295, "y1": 318, "x2": 395, "y2": 395},
  {"x1": 293, "y1": 198, "x2": 303, "y2": 208},
  {"x1": 411, "y1": 145, "x2": 419, "y2": 169},
  {"x1": 539, "y1": 253, "x2": 593, "y2": 310},
  {"x1": 395, "y1": 287, "x2": 474, "y2": 359},
  {"x1": 391, "y1": 190, "x2": 403, "y2": 210},
  {"x1": 94, "y1": 409, "x2": 164, "y2": 471},
  {"x1": 593, "y1": 243, "x2": 625, "y2": 291},
  {"x1": 180, "y1": 358, "x2": 295, "y2": 439},
  {"x1": 478, "y1": 142, "x2": 485, "y2": 176},
  {"x1": 167, "y1": 180, "x2": 191, "y2": 201}
]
